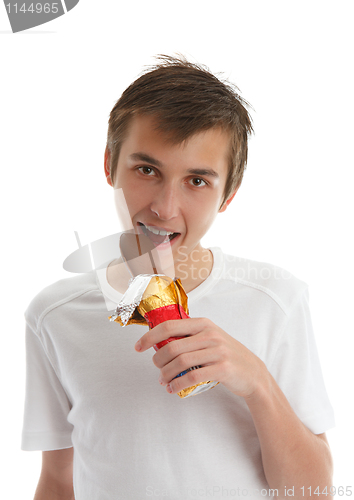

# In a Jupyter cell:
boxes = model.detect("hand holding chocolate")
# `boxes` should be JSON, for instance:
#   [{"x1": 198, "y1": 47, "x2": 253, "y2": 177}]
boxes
[{"x1": 109, "y1": 232, "x2": 219, "y2": 398}]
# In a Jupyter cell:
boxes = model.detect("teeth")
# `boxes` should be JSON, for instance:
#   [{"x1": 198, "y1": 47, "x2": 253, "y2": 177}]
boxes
[{"x1": 144, "y1": 224, "x2": 174, "y2": 236}]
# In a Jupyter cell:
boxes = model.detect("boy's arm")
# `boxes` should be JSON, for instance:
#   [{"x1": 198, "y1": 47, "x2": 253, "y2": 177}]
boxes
[
  {"x1": 136, "y1": 317, "x2": 333, "y2": 498},
  {"x1": 34, "y1": 448, "x2": 74, "y2": 500},
  {"x1": 244, "y1": 372, "x2": 333, "y2": 497}
]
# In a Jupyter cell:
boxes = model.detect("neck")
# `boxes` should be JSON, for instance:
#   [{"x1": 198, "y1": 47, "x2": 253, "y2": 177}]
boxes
[
  {"x1": 175, "y1": 247, "x2": 213, "y2": 293},
  {"x1": 106, "y1": 247, "x2": 213, "y2": 295}
]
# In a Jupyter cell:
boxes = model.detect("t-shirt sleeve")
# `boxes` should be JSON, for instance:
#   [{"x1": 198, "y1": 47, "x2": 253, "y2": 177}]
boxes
[
  {"x1": 268, "y1": 286, "x2": 335, "y2": 435},
  {"x1": 21, "y1": 322, "x2": 74, "y2": 451}
]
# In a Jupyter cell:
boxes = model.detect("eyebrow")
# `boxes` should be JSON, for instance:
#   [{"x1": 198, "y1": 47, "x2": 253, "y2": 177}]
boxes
[{"x1": 129, "y1": 152, "x2": 220, "y2": 178}]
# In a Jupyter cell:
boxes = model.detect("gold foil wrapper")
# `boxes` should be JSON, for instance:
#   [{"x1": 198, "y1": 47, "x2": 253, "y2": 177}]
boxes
[
  {"x1": 178, "y1": 380, "x2": 219, "y2": 398},
  {"x1": 109, "y1": 274, "x2": 218, "y2": 398},
  {"x1": 109, "y1": 275, "x2": 189, "y2": 326},
  {"x1": 138, "y1": 276, "x2": 189, "y2": 316}
]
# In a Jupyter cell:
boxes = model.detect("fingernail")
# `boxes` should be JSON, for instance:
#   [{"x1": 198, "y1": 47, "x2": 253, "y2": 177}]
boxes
[
  {"x1": 158, "y1": 376, "x2": 164, "y2": 385},
  {"x1": 166, "y1": 384, "x2": 173, "y2": 394},
  {"x1": 135, "y1": 340, "x2": 141, "y2": 351}
]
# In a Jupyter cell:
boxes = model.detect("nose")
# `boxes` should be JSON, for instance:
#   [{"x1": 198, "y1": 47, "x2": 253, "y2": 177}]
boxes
[{"x1": 150, "y1": 185, "x2": 180, "y2": 221}]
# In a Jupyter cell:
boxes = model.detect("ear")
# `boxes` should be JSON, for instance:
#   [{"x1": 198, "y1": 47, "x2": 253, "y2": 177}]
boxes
[
  {"x1": 104, "y1": 145, "x2": 113, "y2": 187},
  {"x1": 219, "y1": 186, "x2": 239, "y2": 213}
]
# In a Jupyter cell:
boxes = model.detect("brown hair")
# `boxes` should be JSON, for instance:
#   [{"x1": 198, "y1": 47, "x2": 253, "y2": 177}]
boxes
[{"x1": 106, "y1": 55, "x2": 254, "y2": 209}]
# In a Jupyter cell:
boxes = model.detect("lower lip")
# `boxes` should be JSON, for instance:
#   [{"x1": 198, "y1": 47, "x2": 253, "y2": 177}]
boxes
[{"x1": 156, "y1": 232, "x2": 181, "y2": 249}]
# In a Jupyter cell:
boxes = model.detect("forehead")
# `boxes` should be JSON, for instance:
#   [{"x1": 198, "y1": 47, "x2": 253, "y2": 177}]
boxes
[{"x1": 120, "y1": 114, "x2": 231, "y2": 174}]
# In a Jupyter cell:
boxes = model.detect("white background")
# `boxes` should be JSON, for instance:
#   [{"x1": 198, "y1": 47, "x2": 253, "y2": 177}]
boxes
[{"x1": 1, "y1": 0, "x2": 353, "y2": 497}]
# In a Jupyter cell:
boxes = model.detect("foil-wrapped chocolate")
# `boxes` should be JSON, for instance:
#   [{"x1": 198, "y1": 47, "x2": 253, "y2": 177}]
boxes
[{"x1": 109, "y1": 273, "x2": 219, "y2": 398}]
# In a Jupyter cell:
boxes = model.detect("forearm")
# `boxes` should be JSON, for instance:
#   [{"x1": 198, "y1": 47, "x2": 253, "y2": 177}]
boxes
[
  {"x1": 34, "y1": 475, "x2": 74, "y2": 500},
  {"x1": 244, "y1": 369, "x2": 333, "y2": 498}
]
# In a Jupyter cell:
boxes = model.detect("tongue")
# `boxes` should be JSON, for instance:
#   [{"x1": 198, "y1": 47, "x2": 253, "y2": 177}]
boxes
[{"x1": 146, "y1": 228, "x2": 169, "y2": 246}]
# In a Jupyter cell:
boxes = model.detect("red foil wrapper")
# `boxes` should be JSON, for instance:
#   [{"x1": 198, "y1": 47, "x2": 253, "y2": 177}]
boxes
[
  {"x1": 144, "y1": 303, "x2": 190, "y2": 351},
  {"x1": 109, "y1": 275, "x2": 219, "y2": 398}
]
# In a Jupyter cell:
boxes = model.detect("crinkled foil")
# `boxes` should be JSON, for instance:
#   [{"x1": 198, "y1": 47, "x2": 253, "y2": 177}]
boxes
[
  {"x1": 109, "y1": 274, "x2": 163, "y2": 326},
  {"x1": 109, "y1": 273, "x2": 218, "y2": 398},
  {"x1": 178, "y1": 380, "x2": 219, "y2": 398},
  {"x1": 138, "y1": 276, "x2": 189, "y2": 316},
  {"x1": 109, "y1": 274, "x2": 188, "y2": 326}
]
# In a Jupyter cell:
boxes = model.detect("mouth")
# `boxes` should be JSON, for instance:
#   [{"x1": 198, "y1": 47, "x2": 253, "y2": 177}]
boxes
[{"x1": 137, "y1": 222, "x2": 180, "y2": 247}]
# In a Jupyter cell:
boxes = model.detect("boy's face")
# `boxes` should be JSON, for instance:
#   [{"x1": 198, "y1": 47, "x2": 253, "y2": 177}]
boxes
[{"x1": 105, "y1": 114, "x2": 235, "y2": 269}]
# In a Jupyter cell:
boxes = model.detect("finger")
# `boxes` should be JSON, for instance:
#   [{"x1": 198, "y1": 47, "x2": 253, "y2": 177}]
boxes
[
  {"x1": 159, "y1": 347, "x2": 219, "y2": 386},
  {"x1": 152, "y1": 333, "x2": 212, "y2": 368},
  {"x1": 165, "y1": 365, "x2": 219, "y2": 395},
  {"x1": 134, "y1": 321, "x2": 185, "y2": 352},
  {"x1": 135, "y1": 317, "x2": 210, "y2": 352}
]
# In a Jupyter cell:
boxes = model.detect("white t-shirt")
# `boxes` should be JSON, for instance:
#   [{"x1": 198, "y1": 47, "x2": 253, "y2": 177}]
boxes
[{"x1": 21, "y1": 247, "x2": 335, "y2": 499}]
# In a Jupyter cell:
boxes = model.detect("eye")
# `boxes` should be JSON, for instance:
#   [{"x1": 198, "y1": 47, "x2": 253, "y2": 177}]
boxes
[
  {"x1": 189, "y1": 177, "x2": 207, "y2": 187},
  {"x1": 138, "y1": 166, "x2": 156, "y2": 176}
]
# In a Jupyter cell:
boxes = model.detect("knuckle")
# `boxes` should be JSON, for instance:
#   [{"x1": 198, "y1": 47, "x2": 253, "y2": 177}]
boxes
[
  {"x1": 217, "y1": 344, "x2": 229, "y2": 361},
  {"x1": 200, "y1": 317, "x2": 212, "y2": 329},
  {"x1": 152, "y1": 353, "x2": 161, "y2": 368},
  {"x1": 164, "y1": 320, "x2": 175, "y2": 335},
  {"x1": 204, "y1": 328, "x2": 219, "y2": 344},
  {"x1": 177, "y1": 353, "x2": 189, "y2": 369},
  {"x1": 219, "y1": 359, "x2": 231, "y2": 377},
  {"x1": 165, "y1": 339, "x2": 180, "y2": 356},
  {"x1": 188, "y1": 368, "x2": 200, "y2": 384}
]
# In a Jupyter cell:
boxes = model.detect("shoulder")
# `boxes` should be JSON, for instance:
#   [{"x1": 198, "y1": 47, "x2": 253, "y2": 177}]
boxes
[
  {"x1": 24, "y1": 272, "x2": 99, "y2": 333},
  {"x1": 216, "y1": 249, "x2": 308, "y2": 315}
]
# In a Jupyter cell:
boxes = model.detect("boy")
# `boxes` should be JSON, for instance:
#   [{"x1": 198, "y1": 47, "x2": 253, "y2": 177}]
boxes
[{"x1": 22, "y1": 56, "x2": 334, "y2": 499}]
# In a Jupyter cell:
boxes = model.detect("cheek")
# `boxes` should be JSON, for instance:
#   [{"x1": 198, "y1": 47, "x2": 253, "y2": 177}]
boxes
[
  {"x1": 113, "y1": 189, "x2": 135, "y2": 231},
  {"x1": 187, "y1": 203, "x2": 217, "y2": 233},
  {"x1": 114, "y1": 178, "x2": 146, "y2": 229},
  {"x1": 116, "y1": 175, "x2": 147, "y2": 209}
]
